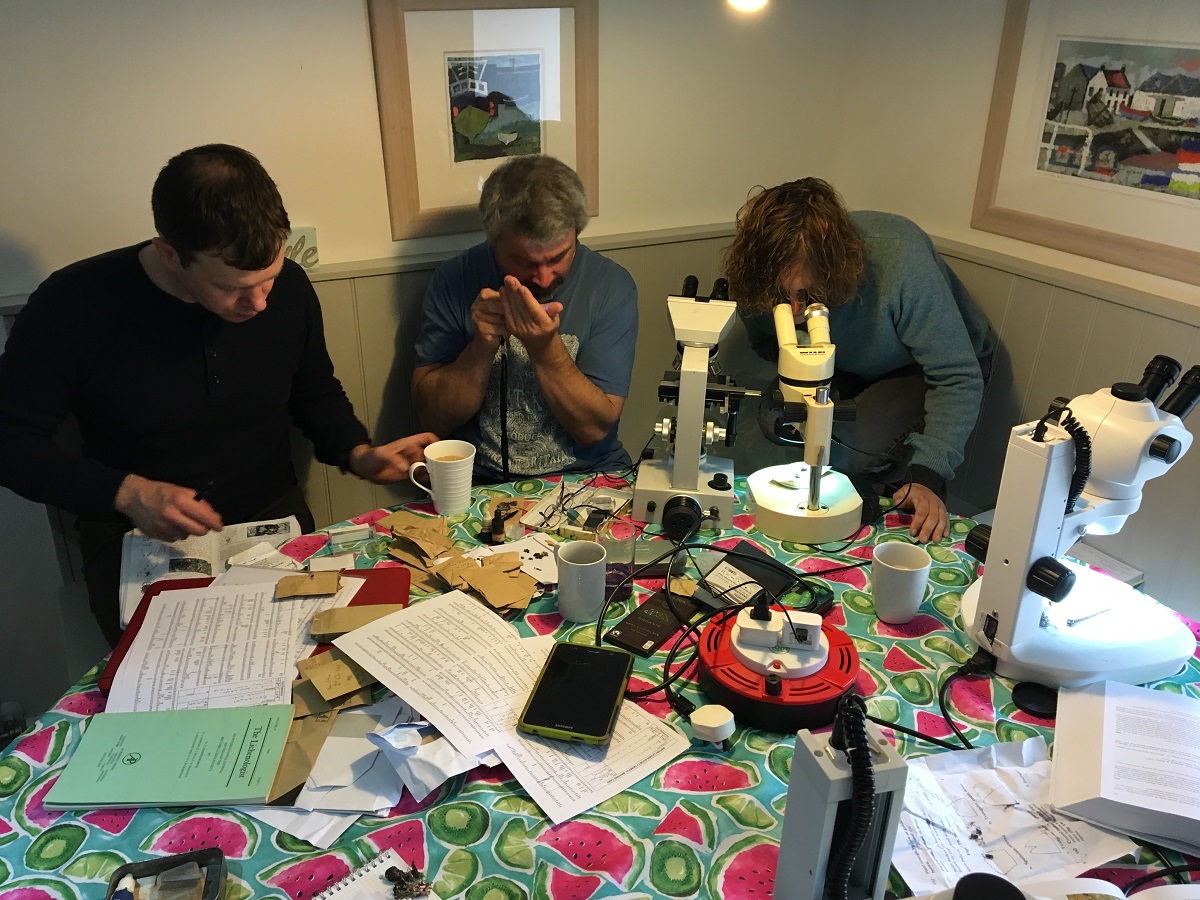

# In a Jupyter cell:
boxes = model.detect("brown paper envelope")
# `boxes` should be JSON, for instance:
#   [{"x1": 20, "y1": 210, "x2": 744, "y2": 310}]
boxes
[
  {"x1": 310, "y1": 605, "x2": 407, "y2": 642},
  {"x1": 291, "y1": 678, "x2": 373, "y2": 718},
  {"x1": 267, "y1": 709, "x2": 339, "y2": 803},
  {"x1": 305, "y1": 648, "x2": 378, "y2": 700},
  {"x1": 275, "y1": 571, "x2": 341, "y2": 599}
]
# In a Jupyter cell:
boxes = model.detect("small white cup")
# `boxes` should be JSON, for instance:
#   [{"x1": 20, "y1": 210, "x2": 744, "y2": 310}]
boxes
[
  {"x1": 871, "y1": 541, "x2": 932, "y2": 624},
  {"x1": 556, "y1": 540, "x2": 608, "y2": 623},
  {"x1": 407, "y1": 439, "x2": 476, "y2": 516}
]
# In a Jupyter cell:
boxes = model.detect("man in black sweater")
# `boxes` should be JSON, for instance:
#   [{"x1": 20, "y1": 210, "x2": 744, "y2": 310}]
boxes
[{"x1": 0, "y1": 144, "x2": 437, "y2": 647}]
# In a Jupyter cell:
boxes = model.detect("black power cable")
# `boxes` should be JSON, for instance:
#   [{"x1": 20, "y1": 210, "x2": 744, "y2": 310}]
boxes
[{"x1": 825, "y1": 693, "x2": 876, "y2": 900}]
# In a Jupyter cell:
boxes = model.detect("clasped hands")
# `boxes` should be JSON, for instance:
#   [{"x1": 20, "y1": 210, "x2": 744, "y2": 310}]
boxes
[
  {"x1": 114, "y1": 432, "x2": 440, "y2": 543},
  {"x1": 471, "y1": 276, "x2": 563, "y2": 354}
]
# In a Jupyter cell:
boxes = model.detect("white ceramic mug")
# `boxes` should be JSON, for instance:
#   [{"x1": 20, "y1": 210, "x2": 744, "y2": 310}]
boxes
[
  {"x1": 871, "y1": 541, "x2": 932, "y2": 624},
  {"x1": 556, "y1": 540, "x2": 608, "y2": 623},
  {"x1": 407, "y1": 439, "x2": 476, "y2": 516}
]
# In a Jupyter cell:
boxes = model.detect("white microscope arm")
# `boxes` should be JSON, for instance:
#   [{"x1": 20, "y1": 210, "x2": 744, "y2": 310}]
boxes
[
  {"x1": 774, "y1": 302, "x2": 836, "y2": 472},
  {"x1": 962, "y1": 369, "x2": 1197, "y2": 688}
]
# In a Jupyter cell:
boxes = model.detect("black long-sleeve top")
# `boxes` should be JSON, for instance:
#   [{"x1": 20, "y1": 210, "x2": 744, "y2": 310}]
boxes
[{"x1": 0, "y1": 243, "x2": 369, "y2": 524}]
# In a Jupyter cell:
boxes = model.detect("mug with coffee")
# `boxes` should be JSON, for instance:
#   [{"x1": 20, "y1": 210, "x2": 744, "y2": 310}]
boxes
[{"x1": 407, "y1": 440, "x2": 476, "y2": 516}]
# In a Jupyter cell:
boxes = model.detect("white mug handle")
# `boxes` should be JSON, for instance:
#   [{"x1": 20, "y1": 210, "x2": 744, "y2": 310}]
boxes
[{"x1": 408, "y1": 461, "x2": 434, "y2": 498}]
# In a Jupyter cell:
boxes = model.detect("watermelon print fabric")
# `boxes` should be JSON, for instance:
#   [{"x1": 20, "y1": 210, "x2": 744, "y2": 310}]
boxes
[{"x1": 2, "y1": 475, "x2": 1197, "y2": 899}]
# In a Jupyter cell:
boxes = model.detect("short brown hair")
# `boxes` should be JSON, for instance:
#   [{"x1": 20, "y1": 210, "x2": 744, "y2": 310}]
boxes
[
  {"x1": 152, "y1": 144, "x2": 290, "y2": 270},
  {"x1": 723, "y1": 177, "x2": 866, "y2": 315}
]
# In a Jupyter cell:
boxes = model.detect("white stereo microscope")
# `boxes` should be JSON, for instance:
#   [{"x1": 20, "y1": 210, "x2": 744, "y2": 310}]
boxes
[
  {"x1": 962, "y1": 357, "x2": 1199, "y2": 690},
  {"x1": 631, "y1": 278, "x2": 758, "y2": 533},
  {"x1": 746, "y1": 302, "x2": 863, "y2": 544}
]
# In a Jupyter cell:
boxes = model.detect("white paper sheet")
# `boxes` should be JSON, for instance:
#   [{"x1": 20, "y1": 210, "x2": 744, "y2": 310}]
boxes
[
  {"x1": 243, "y1": 806, "x2": 359, "y2": 850},
  {"x1": 333, "y1": 591, "x2": 545, "y2": 756},
  {"x1": 107, "y1": 578, "x2": 360, "y2": 712},
  {"x1": 892, "y1": 738, "x2": 1137, "y2": 895},
  {"x1": 492, "y1": 700, "x2": 690, "y2": 823},
  {"x1": 295, "y1": 696, "x2": 417, "y2": 813}
]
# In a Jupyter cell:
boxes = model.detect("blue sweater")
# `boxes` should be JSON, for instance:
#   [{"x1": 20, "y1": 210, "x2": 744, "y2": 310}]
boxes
[{"x1": 743, "y1": 212, "x2": 993, "y2": 481}]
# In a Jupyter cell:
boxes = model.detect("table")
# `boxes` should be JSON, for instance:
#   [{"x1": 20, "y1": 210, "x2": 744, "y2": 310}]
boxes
[{"x1": 2, "y1": 474, "x2": 1197, "y2": 900}]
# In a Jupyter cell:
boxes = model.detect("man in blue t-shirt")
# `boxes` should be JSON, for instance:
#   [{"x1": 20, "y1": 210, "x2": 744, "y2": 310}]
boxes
[{"x1": 412, "y1": 156, "x2": 638, "y2": 482}]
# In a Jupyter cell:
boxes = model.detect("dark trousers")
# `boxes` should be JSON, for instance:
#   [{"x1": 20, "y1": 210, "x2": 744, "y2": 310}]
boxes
[{"x1": 77, "y1": 483, "x2": 316, "y2": 650}]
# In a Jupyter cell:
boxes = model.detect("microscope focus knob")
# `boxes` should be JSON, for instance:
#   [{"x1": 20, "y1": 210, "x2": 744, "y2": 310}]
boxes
[
  {"x1": 654, "y1": 418, "x2": 674, "y2": 439},
  {"x1": 1149, "y1": 435, "x2": 1182, "y2": 463},
  {"x1": 964, "y1": 524, "x2": 991, "y2": 564},
  {"x1": 1026, "y1": 556, "x2": 1076, "y2": 603}
]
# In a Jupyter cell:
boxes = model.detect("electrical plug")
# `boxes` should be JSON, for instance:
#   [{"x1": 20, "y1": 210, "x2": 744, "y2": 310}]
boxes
[{"x1": 690, "y1": 704, "x2": 736, "y2": 752}]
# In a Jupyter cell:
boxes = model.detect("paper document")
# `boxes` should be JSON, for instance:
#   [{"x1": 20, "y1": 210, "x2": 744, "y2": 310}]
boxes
[
  {"x1": 493, "y1": 700, "x2": 690, "y2": 823},
  {"x1": 44, "y1": 705, "x2": 292, "y2": 809},
  {"x1": 334, "y1": 591, "x2": 546, "y2": 756},
  {"x1": 1051, "y1": 680, "x2": 1200, "y2": 856},
  {"x1": 296, "y1": 696, "x2": 418, "y2": 813},
  {"x1": 892, "y1": 737, "x2": 1136, "y2": 895},
  {"x1": 119, "y1": 515, "x2": 302, "y2": 626},
  {"x1": 107, "y1": 579, "x2": 361, "y2": 712}
]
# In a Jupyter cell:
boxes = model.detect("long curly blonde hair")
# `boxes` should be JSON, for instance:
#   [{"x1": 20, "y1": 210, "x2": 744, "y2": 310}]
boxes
[{"x1": 723, "y1": 178, "x2": 866, "y2": 315}]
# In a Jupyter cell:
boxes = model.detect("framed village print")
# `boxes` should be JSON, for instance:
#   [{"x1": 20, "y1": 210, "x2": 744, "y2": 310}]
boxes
[
  {"x1": 367, "y1": 0, "x2": 599, "y2": 240},
  {"x1": 973, "y1": 0, "x2": 1200, "y2": 286}
]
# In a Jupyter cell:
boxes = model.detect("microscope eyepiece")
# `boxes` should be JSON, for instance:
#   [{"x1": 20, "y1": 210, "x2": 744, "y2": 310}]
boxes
[
  {"x1": 680, "y1": 275, "x2": 699, "y2": 298},
  {"x1": 1158, "y1": 364, "x2": 1200, "y2": 421},
  {"x1": 1138, "y1": 354, "x2": 1181, "y2": 403},
  {"x1": 709, "y1": 278, "x2": 729, "y2": 300}
]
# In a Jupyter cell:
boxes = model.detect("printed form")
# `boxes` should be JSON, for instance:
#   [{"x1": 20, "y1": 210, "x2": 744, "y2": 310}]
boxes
[
  {"x1": 492, "y1": 701, "x2": 690, "y2": 823},
  {"x1": 335, "y1": 590, "x2": 690, "y2": 820},
  {"x1": 107, "y1": 579, "x2": 360, "y2": 713},
  {"x1": 892, "y1": 737, "x2": 1135, "y2": 895},
  {"x1": 334, "y1": 591, "x2": 542, "y2": 756}
]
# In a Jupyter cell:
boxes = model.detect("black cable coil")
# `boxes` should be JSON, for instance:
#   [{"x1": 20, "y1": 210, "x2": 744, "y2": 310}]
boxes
[
  {"x1": 825, "y1": 694, "x2": 876, "y2": 900},
  {"x1": 1059, "y1": 410, "x2": 1092, "y2": 514}
]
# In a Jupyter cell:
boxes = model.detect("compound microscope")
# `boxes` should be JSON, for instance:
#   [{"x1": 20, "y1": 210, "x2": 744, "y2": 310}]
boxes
[
  {"x1": 962, "y1": 356, "x2": 1200, "y2": 691},
  {"x1": 745, "y1": 301, "x2": 864, "y2": 544},
  {"x1": 631, "y1": 277, "x2": 758, "y2": 535}
]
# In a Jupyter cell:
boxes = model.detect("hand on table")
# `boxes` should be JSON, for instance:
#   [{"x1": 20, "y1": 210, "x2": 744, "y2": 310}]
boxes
[
  {"x1": 499, "y1": 276, "x2": 563, "y2": 356},
  {"x1": 892, "y1": 482, "x2": 949, "y2": 543},
  {"x1": 114, "y1": 473, "x2": 224, "y2": 542},
  {"x1": 348, "y1": 433, "x2": 441, "y2": 484}
]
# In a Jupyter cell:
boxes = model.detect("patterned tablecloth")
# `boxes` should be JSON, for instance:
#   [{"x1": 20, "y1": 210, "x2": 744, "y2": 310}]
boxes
[{"x1": 2, "y1": 475, "x2": 1198, "y2": 900}]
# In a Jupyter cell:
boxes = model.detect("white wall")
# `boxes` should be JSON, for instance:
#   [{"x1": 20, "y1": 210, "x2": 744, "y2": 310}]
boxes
[
  {"x1": 0, "y1": 0, "x2": 851, "y2": 294},
  {"x1": 4, "y1": 0, "x2": 1198, "y2": 308}
]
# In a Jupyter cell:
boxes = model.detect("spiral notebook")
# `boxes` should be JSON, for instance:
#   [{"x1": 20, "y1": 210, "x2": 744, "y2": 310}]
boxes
[{"x1": 313, "y1": 849, "x2": 406, "y2": 899}]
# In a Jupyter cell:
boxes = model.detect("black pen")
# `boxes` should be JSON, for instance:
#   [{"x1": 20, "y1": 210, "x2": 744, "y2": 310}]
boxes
[{"x1": 193, "y1": 481, "x2": 215, "y2": 503}]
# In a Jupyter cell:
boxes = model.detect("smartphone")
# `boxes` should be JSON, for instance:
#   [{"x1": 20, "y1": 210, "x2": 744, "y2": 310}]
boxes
[
  {"x1": 605, "y1": 590, "x2": 702, "y2": 658},
  {"x1": 517, "y1": 643, "x2": 634, "y2": 746}
]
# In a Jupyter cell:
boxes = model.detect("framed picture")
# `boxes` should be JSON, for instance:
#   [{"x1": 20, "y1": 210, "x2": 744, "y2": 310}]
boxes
[
  {"x1": 973, "y1": 0, "x2": 1200, "y2": 286},
  {"x1": 367, "y1": 0, "x2": 598, "y2": 240}
]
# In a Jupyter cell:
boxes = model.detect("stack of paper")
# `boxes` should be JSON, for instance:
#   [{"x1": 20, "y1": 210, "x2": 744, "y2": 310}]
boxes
[
  {"x1": 44, "y1": 705, "x2": 293, "y2": 809},
  {"x1": 1051, "y1": 680, "x2": 1200, "y2": 856},
  {"x1": 334, "y1": 591, "x2": 690, "y2": 823}
]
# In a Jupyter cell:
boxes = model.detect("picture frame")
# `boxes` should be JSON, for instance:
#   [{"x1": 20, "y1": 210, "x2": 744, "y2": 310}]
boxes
[
  {"x1": 367, "y1": 0, "x2": 598, "y2": 240},
  {"x1": 973, "y1": 0, "x2": 1200, "y2": 287}
]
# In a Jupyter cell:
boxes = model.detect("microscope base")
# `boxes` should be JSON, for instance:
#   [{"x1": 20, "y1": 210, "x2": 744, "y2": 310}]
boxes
[
  {"x1": 747, "y1": 464, "x2": 864, "y2": 545},
  {"x1": 631, "y1": 457, "x2": 736, "y2": 527},
  {"x1": 774, "y1": 723, "x2": 908, "y2": 900},
  {"x1": 962, "y1": 562, "x2": 1196, "y2": 689}
]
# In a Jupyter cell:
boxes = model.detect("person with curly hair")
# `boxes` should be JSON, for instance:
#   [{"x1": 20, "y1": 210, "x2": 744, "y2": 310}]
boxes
[{"x1": 723, "y1": 178, "x2": 994, "y2": 543}]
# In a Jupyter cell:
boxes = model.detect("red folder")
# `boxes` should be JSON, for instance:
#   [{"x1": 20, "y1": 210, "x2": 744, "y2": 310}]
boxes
[{"x1": 98, "y1": 566, "x2": 412, "y2": 696}]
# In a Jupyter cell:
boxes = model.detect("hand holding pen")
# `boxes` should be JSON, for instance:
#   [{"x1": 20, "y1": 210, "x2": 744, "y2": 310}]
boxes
[{"x1": 113, "y1": 474, "x2": 224, "y2": 543}]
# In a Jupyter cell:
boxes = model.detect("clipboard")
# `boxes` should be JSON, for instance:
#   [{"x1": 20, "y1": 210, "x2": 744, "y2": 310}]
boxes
[{"x1": 98, "y1": 566, "x2": 411, "y2": 696}]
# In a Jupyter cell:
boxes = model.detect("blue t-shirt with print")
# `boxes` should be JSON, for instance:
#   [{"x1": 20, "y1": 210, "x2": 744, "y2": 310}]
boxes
[{"x1": 414, "y1": 241, "x2": 638, "y2": 482}]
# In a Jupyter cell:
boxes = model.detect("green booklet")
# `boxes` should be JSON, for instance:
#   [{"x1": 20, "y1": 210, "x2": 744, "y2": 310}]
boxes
[{"x1": 45, "y1": 704, "x2": 293, "y2": 809}]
